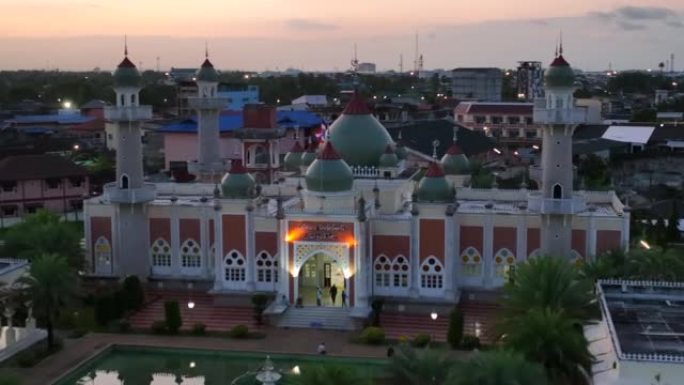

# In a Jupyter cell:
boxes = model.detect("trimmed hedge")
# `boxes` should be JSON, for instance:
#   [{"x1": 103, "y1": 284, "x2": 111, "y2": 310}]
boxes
[
  {"x1": 462, "y1": 335, "x2": 481, "y2": 350},
  {"x1": 164, "y1": 301, "x2": 182, "y2": 334},
  {"x1": 121, "y1": 275, "x2": 145, "y2": 311},
  {"x1": 447, "y1": 308, "x2": 464, "y2": 349},
  {"x1": 361, "y1": 326, "x2": 385, "y2": 345},
  {"x1": 192, "y1": 323, "x2": 207, "y2": 335},
  {"x1": 151, "y1": 320, "x2": 167, "y2": 334},
  {"x1": 412, "y1": 333, "x2": 431, "y2": 348},
  {"x1": 230, "y1": 324, "x2": 249, "y2": 339}
]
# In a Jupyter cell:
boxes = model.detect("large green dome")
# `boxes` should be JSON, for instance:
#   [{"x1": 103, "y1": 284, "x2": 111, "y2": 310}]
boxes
[
  {"x1": 327, "y1": 93, "x2": 393, "y2": 167},
  {"x1": 196, "y1": 58, "x2": 219, "y2": 82},
  {"x1": 301, "y1": 144, "x2": 317, "y2": 167},
  {"x1": 417, "y1": 163, "x2": 452, "y2": 203},
  {"x1": 441, "y1": 143, "x2": 469, "y2": 175},
  {"x1": 544, "y1": 55, "x2": 575, "y2": 88},
  {"x1": 113, "y1": 57, "x2": 141, "y2": 88},
  {"x1": 283, "y1": 141, "x2": 304, "y2": 171},
  {"x1": 305, "y1": 141, "x2": 353, "y2": 192},
  {"x1": 221, "y1": 160, "x2": 255, "y2": 198}
]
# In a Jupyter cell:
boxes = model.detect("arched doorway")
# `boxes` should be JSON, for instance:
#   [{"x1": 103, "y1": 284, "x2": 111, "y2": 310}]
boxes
[
  {"x1": 553, "y1": 183, "x2": 562, "y2": 199},
  {"x1": 297, "y1": 252, "x2": 346, "y2": 307}
]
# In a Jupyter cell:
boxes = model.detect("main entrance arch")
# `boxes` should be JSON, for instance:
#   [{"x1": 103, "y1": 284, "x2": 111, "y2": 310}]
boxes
[{"x1": 293, "y1": 242, "x2": 350, "y2": 307}]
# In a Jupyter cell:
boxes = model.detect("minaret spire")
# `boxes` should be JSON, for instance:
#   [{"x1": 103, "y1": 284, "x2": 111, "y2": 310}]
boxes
[
  {"x1": 124, "y1": 34, "x2": 128, "y2": 57},
  {"x1": 205, "y1": 41, "x2": 209, "y2": 59},
  {"x1": 559, "y1": 31, "x2": 564, "y2": 56}
]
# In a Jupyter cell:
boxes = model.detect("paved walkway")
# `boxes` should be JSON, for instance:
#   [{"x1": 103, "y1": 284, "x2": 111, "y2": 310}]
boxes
[{"x1": 17, "y1": 327, "x2": 472, "y2": 385}]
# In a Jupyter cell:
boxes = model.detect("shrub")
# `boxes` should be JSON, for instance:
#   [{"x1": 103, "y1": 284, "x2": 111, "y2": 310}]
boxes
[
  {"x1": 151, "y1": 320, "x2": 167, "y2": 334},
  {"x1": 361, "y1": 327, "x2": 385, "y2": 345},
  {"x1": 230, "y1": 324, "x2": 249, "y2": 339},
  {"x1": 94, "y1": 292, "x2": 124, "y2": 326},
  {"x1": 116, "y1": 319, "x2": 131, "y2": 333},
  {"x1": 192, "y1": 323, "x2": 207, "y2": 335},
  {"x1": 68, "y1": 328, "x2": 87, "y2": 339},
  {"x1": 16, "y1": 351, "x2": 37, "y2": 368},
  {"x1": 121, "y1": 275, "x2": 145, "y2": 311},
  {"x1": 447, "y1": 308, "x2": 464, "y2": 349},
  {"x1": 0, "y1": 369, "x2": 22, "y2": 385},
  {"x1": 370, "y1": 298, "x2": 384, "y2": 327},
  {"x1": 164, "y1": 301, "x2": 182, "y2": 334},
  {"x1": 251, "y1": 294, "x2": 269, "y2": 326},
  {"x1": 412, "y1": 334, "x2": 431, "y2": 348},
  {"x1": 462, "y1": 335, "x2": 481, "y2": 350}
]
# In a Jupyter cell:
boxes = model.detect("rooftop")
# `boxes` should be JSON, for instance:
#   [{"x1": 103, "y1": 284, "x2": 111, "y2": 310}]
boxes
[
  {"x1": 454, "y1": 102, "x2": 533, "y2": 116},
  {"x1": 0, "y1": 154, "x2": 88, "y2": 181},
  {"x1": 158, "y1": 110, "x2": 323, "y2": 133},
  {"x1": 599, "y1": 280, "x2": 684, "y2": 361}
]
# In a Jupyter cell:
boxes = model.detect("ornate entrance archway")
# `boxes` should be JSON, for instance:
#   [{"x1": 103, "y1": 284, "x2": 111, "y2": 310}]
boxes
[{"x1": 293, "y1": 242, "x2": 350, "y2": 307}]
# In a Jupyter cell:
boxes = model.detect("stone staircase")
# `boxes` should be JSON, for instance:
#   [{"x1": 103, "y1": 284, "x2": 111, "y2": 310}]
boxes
[{"x1": 277, "y1": 307, "x2": 356, "y2": 330}]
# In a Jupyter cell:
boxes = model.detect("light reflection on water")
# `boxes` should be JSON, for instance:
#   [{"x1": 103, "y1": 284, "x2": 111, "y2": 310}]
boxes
[{"x1": 60, "y1": 348, "x2": 385, "y2": 385}]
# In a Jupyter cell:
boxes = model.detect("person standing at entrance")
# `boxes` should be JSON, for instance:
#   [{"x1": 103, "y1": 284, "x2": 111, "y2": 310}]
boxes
[
  {"x1": 316, "y1": 287, "x2": 322, "y2": 306},
  {"x1": 341, "y1": 289, "x2": 347, "y2": 307},
  {"x1": 330, "y1": 284, "x2": 338, "y2": 305}
]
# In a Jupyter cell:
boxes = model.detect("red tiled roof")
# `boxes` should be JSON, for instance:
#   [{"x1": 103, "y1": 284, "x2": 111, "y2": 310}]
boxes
[
  {"x1": 342, "y1": 92, "x2": 371, "y2": 115},
  {"x1": 550, "y1": 55, "x2": 570, "y2": 67},
  {"x1": 446, "y1": 143, "x2": 464, "y2": 155},
  {"x1": 117, "y1": 57, "x2": 136, "y2": 69},
  {"x1": 425, "y1": 162, "x2": 445, "y2": 177},
  {"x1": 230, "y1": 159, "x2": 247, "y2": 174},
  {"x1": 319, "y1": 141, "x2": 341, "y2": 160},
  {"x1": 0, "y1": 154, "x2": 87, "y2": 181},
  {"x1": 289, "y1": 141, "x2": 304, "y2": 153}
]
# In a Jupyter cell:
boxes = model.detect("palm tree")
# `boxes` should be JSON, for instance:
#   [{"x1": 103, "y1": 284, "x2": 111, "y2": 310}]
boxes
[
  {"x1": 0, "y1": 369, "x2": 22, "y2": 385},
  {"x1": 385, "y1": 345, "x2": 455, "y2": 385},
  {"x1": 625, "y1": 247, "x2": 684, "y2": 281},
  {"x1": 17, "y1": 254, "x2": 77, "y2": 349},
  {"x1": 447, "y1": 350, "x2": 547, "y2": 385},
  {"x1": 502, "y1": 256, "x2": 595, "y2": 320},
  {"x1": 284, "y1": 365, "x2": 373, "y2": 385},
  {"x1": 500, "y1": 308, "x2": 592, "y2": 385},
  {"x1": 580, "y1": 250, "x2": 625, "y2": 282}
]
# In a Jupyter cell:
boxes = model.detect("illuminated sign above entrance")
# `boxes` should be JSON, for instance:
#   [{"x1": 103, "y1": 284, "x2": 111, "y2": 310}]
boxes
[{"x1": 287, "y1": 221, "x2": 354, "y2": 244}]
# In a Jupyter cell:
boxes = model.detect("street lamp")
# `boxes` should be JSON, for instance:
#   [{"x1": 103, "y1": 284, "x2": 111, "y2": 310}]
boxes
[
  {"x1": 640, "y1": 240, "x2": 651, "y2": 250},
  {"x1": 430, "y1": 311, "x2": 438, "y2": 321}
]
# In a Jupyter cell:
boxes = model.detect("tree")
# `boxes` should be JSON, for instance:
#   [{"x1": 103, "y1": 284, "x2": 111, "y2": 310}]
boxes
[
  {"x1": 164, "y1": 301, "x2": 182, "y2": 334},
  {"x1": 501, "y1": 308, "x2": 592, "y2": 385},
  {"x1": 625, "y1": 247, "x2": 684, "y2": 281},
  {"x1": 667, "y1": 202, "x2": 680, "y2": 243},
  {"x1": 580, "y1": 249, "x2": 626, "y2": 282},
  {"x1": 447, "y1": 308, "x2": 464, "y2": 349},
  {"x1": 121, "y1": 276, "x2": 145, "y2": 312},
  {"x1": 654, "y1": 217, "x2": 668, "y2": 247},
  {"x1": 16, "y1": 254, "x2": 77, "y2": 349},
  {"x1": 285, "y1": 365, "x2": 372, "y2": 385},
  {"x1": 447, "y1": 350, "x2": 547, "y2": 385},
  {"x1": 501, "y1": 257, "x2": 595, "y2": 321},
  {"x1": 1, "y1": 210, "x2": 82, "y2": 268},
  {"x1": 0, "y1": 369, "x2": 22, "y2": 385},
  {"x1": 386, "y1": 345, "x2": 454, "y2": 385}
]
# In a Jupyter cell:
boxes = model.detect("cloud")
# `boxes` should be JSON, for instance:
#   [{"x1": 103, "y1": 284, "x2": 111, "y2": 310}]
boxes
[
  {"x1": 666, "y1": 20, "x2": 684, "y2": 28},
  {"x1": 528, "y1": 19, "x2": 550, "y2": 26},
  {"x1": 285, "y1": 18, "x2": 339, "y2": 31},
  {"x1": 616, "y1": 6, "x2": 675, "y2": 21},
  {"x1": 617, "y1": 21, "x2": 646, "y2": 31}
]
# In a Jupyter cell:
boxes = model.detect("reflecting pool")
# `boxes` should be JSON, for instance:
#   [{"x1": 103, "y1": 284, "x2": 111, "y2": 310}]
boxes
[{"x1": 54, "y1": 346, "x2": 387, "y2": 385}]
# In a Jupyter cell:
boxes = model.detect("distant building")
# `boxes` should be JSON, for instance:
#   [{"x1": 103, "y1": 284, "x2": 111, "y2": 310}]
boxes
[
  {"x1": 451, "y1": 68, "x2": 503, "y2": 102},
  {"x1": 0, "y1": 154, "x2": 89, "y2": 221},
  {"x1": 516, "y1": 61, "x2": 544, "y2": 101},
  {"x1": 357, "y1": 62, "x2": 376, "y2": 74},
  {"x1": 217, "y1": 84, "x2": 259, "y2": 111},
  {"x1": 291, "y1": 95, "x2": 328, "y2": 107},
  {"x1": 454, "y1": 102, "x2": 540, "y2": 141},
  {"x1": 588, "y1": 280, "x2": 684, "y2": 385}
]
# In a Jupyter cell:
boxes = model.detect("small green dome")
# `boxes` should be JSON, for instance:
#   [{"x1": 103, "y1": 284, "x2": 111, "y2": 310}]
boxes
[
  {"x1": 544, "y1": 55, "x2": 575, "y2": 88},
  {"x1": 327, "y1": 93, "x2": 393, "y2": 167},
  {"x1": 221, "y1": 160, "x2": 255, "y2": 198},
  {"x1": 379, "y1": 145, "x2": 399, "y2": 168},
  {"x1": 301, "y1": 144, "x2": 317, "y2": 167},
  {"x1": 417, "y1": 163, "x2": 452, "y2": 203},
  {"x1": 305, "y1": 141, "x2": 353, "y2": 192},
  {"x1": 283, "y1": 141, "x2": 304, "y2": 171},
  {"x1": 441, "y1": 143, "x2": 470, "y2": 175},
  {"x1": 196, "y1": 58, "x2": 219, "y2": 82},
  {"x1": 113, "y1": 57, "x2": 141, "y2": 88}
]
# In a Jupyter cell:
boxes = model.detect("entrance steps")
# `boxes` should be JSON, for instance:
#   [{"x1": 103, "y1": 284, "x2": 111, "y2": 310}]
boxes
[{"x1": 277, "y1": 306, "x2": 356, "y2": 331}]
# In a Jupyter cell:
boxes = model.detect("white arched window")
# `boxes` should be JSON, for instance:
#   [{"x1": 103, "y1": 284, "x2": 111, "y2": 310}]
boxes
[
  {"x1": 494, "y1": 248, "x2": 516, "y2": 278},
  {"x1": 224, "y1": 250, "x2": 246, "y2": 282},
  {"x1": 256, "y1": 251, "x2": 278, "y2": 283},
  {"x1": 392, "y1": 255, "x2": 409, "y2": 288},
  {"x1": 420, "y1": 256, "x2": 443, "y2": 289},
  {"x1": 374, "y1": 255, "x2": 392, "y2": 288},
  {"x1": 94, "y1": 236, "x2": 112, "y2": 273},
  {"x1": 460, "y1": 247, "x2": 482, "y2": 277},
  {"x1": 180, "y1": 239, "x2": 201, "y2": 270},
  {"x1": 151, "y1": 238, "x2": 171, "y2": 267}
]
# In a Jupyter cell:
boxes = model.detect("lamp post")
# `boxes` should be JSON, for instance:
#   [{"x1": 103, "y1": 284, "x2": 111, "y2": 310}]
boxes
[{"x1": 430, "y1": 310, "x2": 438, "y2": 346}]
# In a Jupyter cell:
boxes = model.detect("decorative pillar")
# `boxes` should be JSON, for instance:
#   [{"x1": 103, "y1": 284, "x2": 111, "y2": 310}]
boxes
[
  {"x1": 276, "y1": 200, "x2": 289, "y2": 302},
  {"x1": 483, "y1": 207, "x2": 494, "y2": 288},
  {"x1": 354, "y1": 220, "x2": 369, "y2": 310},
  {"x1": 621, "y1": 208, "x2": 631, "y2": 252},
  {"x1": 444, "y1": 207, "x2": 456, "y2": 301},
  {"x1": 516, "y1": 207, "x2": 527, "y2": 262},
  {"x1": 3, "y1": 306, "x2": 16, "y2": 347},
  {"x1": 25, "y1": 301, "x2": 36, "y2": 330},
  {"x1": 452, "y1": 207, "x2": 461, "y2": 298},
  {"x1": 200, "y1": 202, "x2": 210, "y2": 278},
  {"x1": 170, "y1": 203, "x2": 181, "y2": 277},
  {"x1": 409, "y1": 211, "x2": 420, "y2": 298},
  {"x1": 213, "y1": 202, "x2": 223, "y2": 290},
  {"x1": 587, "y1": 207, "x2": 597, "y2": 260}
]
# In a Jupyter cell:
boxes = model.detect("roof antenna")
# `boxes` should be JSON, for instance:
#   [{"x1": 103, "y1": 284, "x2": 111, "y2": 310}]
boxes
[
  {"x1": 554, "y1": 36, "x2": 558, "y2": 58},
  {"x1": 124, "y1": 34, "x2": 128, "y2": 57}
]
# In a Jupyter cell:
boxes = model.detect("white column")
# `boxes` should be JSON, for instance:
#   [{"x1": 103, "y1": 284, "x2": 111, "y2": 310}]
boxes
[
  {"x1": 213, "y1": 209, "x2": 223, "y2": 290},
  {"x1": 621, "y1": 211, "x2": 630, "y2": 252},
  {"x1": 516, "y1": 212, "x2": 527, "y2": 262},
  {"x1": 84, "y1": 208, "x2": 93, "y2": 273},
  {"x1": 353, "y1": 221, "x2": 369, "y2": 310},
  {"x1": 278, "y1": 219, "x2": 290, "y2": 301},
  {"x1": 200, "y1": 207, "x2": 209, "y2": 278},
  {"x1": 587, "y1": 212, "x2": 597, "y2": 260},
  {"x1": 170, "y1": 207, "x2": 181, "y2": 277},
  {"x1": 409, "y1": 214, "x2": 420, "y2": 298},
  {"x1": 452, "y1": 212, "x2": 461, "y2": 297},
  {"x1": 482, "y1": 212, "x2": 494, "y2": 288}
]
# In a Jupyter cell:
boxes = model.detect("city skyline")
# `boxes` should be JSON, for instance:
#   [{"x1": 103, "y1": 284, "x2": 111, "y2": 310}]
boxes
[{"x1": 0, "y1": 1, "x2": 682, "y2": 71}]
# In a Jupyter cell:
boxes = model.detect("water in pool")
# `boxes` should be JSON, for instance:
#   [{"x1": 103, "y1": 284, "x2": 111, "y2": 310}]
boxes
[{"x1": 55, "y1": 346, "x2": 387, "y2": 385}]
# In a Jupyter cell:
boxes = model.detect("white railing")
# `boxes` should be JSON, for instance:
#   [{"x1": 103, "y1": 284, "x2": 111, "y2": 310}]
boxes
[
  {"x1": 104, "y1": 106, "x2": 153, "y2": 122},
  {"x1": 104, "y1": 183, "x2": 156, "y2": 203},
  {"x1": 351, "y1": 166, "x2": 380, "y2": 178},
  {"x1": 527, "y1": 192, "x2": 586, "y2": 214}
]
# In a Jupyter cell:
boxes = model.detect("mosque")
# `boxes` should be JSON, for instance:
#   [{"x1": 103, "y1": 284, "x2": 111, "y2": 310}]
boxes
[{"x1": 84, "y1": 46, "x2": 629, "y2": 318}]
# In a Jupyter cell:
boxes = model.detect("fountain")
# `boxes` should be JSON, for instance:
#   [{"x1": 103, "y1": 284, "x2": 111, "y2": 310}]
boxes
[{"x1": 230, "y1": 355, "x2": 288, "y2": 385}]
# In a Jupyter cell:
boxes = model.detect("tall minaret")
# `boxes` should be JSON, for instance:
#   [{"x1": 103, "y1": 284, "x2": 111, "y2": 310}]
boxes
[
  {"x1": 534, "y1": 41, "x2": 583, "y2": 258},
  {"x1": 188, "y1": 46, "x2": 227, "y2": 182},
  {"x1": 104, "y1": 42, "x2": 155, "y2": 278}
]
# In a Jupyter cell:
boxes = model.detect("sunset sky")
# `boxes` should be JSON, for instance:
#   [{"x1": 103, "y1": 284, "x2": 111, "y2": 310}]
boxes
[{"x1": 0, "y1": 0, "x2": 682, "y2": 71}]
